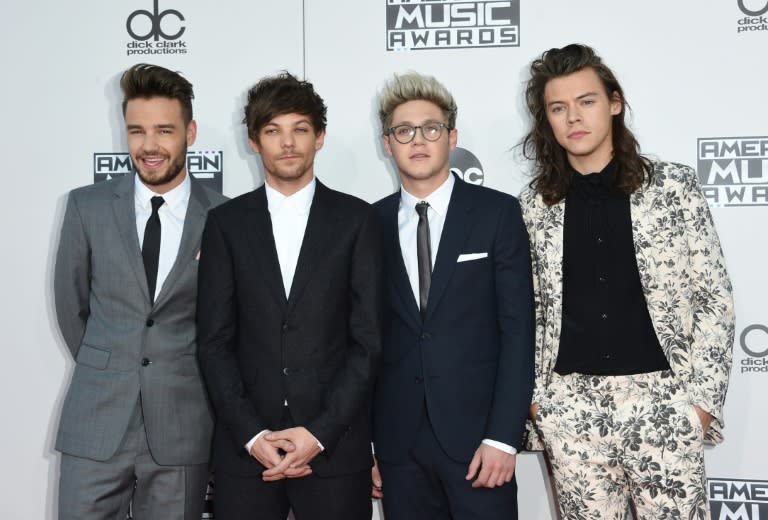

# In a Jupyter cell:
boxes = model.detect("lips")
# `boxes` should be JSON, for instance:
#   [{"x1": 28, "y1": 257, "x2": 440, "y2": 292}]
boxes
[
  {"x1": 139, "y1": 156, "x2": 167, "y2": 170},
  {"x1": 568, "y1": 131, "x2": 589, "y2": 139},
  {"x1": 409, "y1": 153, "x2": 430, "y2": 160}
]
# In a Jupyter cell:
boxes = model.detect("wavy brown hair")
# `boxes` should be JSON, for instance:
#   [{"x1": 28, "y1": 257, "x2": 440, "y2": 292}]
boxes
[
  {"x1": 521, "y1": 44, "x2": 653, "y2": 205},
  {"x1": 243, "y1": 72, "x2": 327, "y2": 143}
]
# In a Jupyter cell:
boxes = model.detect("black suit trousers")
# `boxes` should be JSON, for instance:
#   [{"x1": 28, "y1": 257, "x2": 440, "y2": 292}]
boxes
[{"x1": 213, "y1": 407, "x2": 372, "y2": 520}]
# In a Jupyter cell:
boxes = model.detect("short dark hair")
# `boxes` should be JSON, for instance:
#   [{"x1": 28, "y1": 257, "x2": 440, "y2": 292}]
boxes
[
  {"x1": 243, "y1": 72, "x2": 327, "y2": 141},
  {"x1": 521, "y1": 44, "x2": 652, "y2": 205},
  {"x1": 120, "y1": 63, "x2": 194, "y2": 125}
]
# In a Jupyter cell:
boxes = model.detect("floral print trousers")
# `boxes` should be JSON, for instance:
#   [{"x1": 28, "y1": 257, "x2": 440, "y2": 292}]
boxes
[{"x1": 534, "y1": 370, "x2": 708, "y2": 520}]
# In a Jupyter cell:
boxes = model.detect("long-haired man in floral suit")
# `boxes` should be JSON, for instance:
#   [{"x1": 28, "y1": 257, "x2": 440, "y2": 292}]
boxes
[{"x1": 519, "y1": 43, "x2": 735, "y2": 519}]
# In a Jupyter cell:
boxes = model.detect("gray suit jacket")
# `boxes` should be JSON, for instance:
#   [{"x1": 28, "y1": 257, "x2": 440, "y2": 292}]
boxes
[{"x1": 54, "y1": 173, "x2": 227, "y2": 465}]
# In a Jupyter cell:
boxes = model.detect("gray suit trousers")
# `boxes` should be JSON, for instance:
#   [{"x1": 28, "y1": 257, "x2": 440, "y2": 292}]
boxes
[{"x1": 58, "y1": 399, "x2": 209, "y2": 520}]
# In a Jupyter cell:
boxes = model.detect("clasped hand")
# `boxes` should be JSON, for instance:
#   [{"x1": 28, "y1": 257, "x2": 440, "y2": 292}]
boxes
[{"x1": 248, "y1": 427, "x2": 322, "y2": 481}]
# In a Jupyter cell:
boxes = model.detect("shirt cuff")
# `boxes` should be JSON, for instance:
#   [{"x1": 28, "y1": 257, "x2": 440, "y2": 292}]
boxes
[
  {"x1": 245, "y1": 429, "x2": 269, "y2": 452},
  {"x1": 482, "y1": 438, "x2": 517, "y2": 455}
]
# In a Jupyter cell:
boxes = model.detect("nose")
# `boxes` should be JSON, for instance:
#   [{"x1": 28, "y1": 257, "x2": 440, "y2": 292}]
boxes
[
  {"x1": 281, "y1": 132, "x2": 295, "y2": 148},
  {"x1": 566, "y1": 105, "x2": 581, "y2": 124},
  {"x1": 140, "y1": 132, "x2": 160, "y2": 152},
  {"x1": 411, "y1": 126, "x2": 426, "y2": 145}
]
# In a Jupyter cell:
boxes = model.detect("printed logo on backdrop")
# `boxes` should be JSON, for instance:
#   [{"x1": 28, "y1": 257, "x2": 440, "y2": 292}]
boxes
[
  {"x1": 93, "y1": 150, "x2": 223, "y2": 193},
  {"x1": 697, "y1": 136, "x2": 768, "y2": 207},
  {"x1": 709, "y1": 479, "x2": 768, "y2": 518},
  {"x1": 737, "y1": 0, "x2": 768, "y2": 33},
  {"x1": 386, "y1": 0, "x2": 520, "y2": 51},
  {"x1": 125, "y1": 0, "x2": 188, "y2": 56},
  {"x1": 739, "y1": 324, "x2": 768, "y2": 375},
  {"x1": 450, "y1": 147, "x2": 484, "y2": 185}
]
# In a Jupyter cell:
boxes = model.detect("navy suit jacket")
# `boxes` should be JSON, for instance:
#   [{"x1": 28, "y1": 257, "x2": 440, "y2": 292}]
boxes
[{"x1": 372, "y1": 176, "x2": 535, "y2": 463}]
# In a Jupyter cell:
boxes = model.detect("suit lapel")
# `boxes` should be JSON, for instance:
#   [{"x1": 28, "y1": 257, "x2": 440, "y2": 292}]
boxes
[
  {"x1": 245, "y1": 186, "x2": 289, "y2": 307},
  {"x1": 381, "y1": 193, "x2": 422, "y2": 328},
  {"x1": 286, "y1": 181, "x2": 336, "y2": 309},
  {"x1": 424, "y1": 178, "x2": 474, "y2": 321},
  {"x1": 111, "y1": 174, "x2": 151, "y2": 303},
  {"x1": 630, "y1": 182, "x2": 662, "y2": 308},
  {"x1": 541, "y1": 198, "x2": 565, "y2": 381},
  {"x1": 153, "y1": 178, "x2": 209, "y2": 309}
]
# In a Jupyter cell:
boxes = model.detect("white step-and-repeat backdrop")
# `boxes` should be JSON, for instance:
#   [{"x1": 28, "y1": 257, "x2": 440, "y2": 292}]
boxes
[{"x1": 1, "y1": 1, "x2": 765, "y2": 518}]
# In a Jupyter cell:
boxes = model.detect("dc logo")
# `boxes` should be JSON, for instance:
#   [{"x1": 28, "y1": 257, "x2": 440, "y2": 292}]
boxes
[
  {"x1": 741, "y1": 324, "x2": 768, "y2": 358},
  {"x1": 738, "y1": 0, "x2": 768, "y2": 15},
  {"x1": 126, "y1": 0, "x2": 185, "y2": 41}
]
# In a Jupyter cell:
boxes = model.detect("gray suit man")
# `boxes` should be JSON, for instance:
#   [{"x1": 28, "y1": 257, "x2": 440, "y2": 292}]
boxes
[{"x1": 54, "y1": 63, "x2": 226, "y2": 519}]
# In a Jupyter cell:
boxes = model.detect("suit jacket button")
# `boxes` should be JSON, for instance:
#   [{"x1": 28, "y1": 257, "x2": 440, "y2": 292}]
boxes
[
  {"x1": 282, "y1": 322, "x2": 289, "y2": 331},
  {"x1": 420, "y1": 333, "x2": 431, "y2": 340},
  {"x1": 283, "y1": 367, "x2": 290, "y2": 375},
  {"x1": 141, "y1": 358, "x2": 151, "y2": 367},
  {"x1": 415, "y1": 376, "x2": 424, "y2": 384},
  {"x1": 146, "y1": 319, "x2": 154, "y2": 327}
]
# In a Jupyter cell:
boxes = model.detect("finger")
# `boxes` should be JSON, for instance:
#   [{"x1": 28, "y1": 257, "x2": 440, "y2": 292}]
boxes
[
  {"x1": 266, "y1": 439, "x2": 297, "y2": 452},
  {"x1": 262, "y1": 471, "x2": 288, "y2": 482},
  {"x1": 252, "y1": 444, "x2": 282, "y2": 469},
  {"x1": 285, "y1": 466, "x2": 313, "y2": 479},
  {"x1": 262, "y1": 454, "x2": 296, "y2": 478},
  {"x1": 372, "y1": 487, "x2": 384, "y2": 499},
  {"x1": 472, "y1": 461, "x2": 495, "y2": 489},
  {"x1": 465, "y1": 452, "x2": 481, "y2": 481}
]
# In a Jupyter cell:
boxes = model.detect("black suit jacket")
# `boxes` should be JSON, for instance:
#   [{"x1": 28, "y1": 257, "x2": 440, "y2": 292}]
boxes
[
  {"x1": 197, "y1": 180, "x2": 384, "y2": 477},
  {"x1": 372, "y1": 176, "x2": 535, "y2": 463}
]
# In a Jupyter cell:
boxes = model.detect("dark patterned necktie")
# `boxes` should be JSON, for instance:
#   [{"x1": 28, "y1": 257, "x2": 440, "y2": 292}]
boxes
[
  {"x1": 415, "y1": 201, "x2": 432, "y2": 317},
  {"x1": 142, "y1": 196, "x2": 165, "y2": 304}
]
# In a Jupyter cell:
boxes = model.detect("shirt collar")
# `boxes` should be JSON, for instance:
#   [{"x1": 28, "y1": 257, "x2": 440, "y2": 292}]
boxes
[
  {"x1": 134, "y1": 171, "x2": 191, "y2": 213},
  {"x1": 265, "y1": 177, "x2": 316, "y2": 216},
  {"x1": 400, "y1": 173, "x2": 454, "y2": 219}
]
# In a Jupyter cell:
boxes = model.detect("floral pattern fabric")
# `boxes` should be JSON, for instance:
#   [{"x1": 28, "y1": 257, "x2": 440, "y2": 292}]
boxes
[
  {"x1": 536, "y1": 370, "x2": 707, "y2": 519},
  {"x1": 519, "y1": 161, "x2": 735, "y2": 451}
]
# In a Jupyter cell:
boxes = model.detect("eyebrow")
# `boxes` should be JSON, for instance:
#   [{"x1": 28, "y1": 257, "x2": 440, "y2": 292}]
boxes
[
  {"x1": 264, "y1": 118, "x2": 312, "y2": 128},
  {"x1": 392, "y1": 118, "x2": 444, "y2": 126},
  {"x1": 125, "y1": 123, "x2": 177, "y2": 130},
  {"x1": 546, "y1": 91, "x2": 599, "y2": 108}
]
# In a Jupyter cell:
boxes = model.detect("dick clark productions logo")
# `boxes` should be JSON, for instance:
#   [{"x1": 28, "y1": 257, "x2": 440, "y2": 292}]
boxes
[
  {"x1": 737, "y1": 0, "x2": 768, "y2": 33},
  {"x1": 125, "y1": 0, "x2": 189, "y2": 56}
]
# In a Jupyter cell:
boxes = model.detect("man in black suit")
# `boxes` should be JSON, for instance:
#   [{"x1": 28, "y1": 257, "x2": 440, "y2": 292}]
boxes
[
  {"x1": 371, "y1": 72, "x2": 535, "y2": 519},
  {"x1": 196, "y1": 72, "x2": 384, "y2": 520}
]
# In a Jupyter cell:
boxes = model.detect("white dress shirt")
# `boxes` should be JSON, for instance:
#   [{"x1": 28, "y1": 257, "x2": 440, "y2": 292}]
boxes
[
  {"x1": 265, "y1": 178, "x2": 315, "y2": 297},
  {"x1": 135, "y1": 173, "x2": 190, "y2": 302},
  {"x1": 398, "y1": 174, "x2": 516, "y2": 456}
]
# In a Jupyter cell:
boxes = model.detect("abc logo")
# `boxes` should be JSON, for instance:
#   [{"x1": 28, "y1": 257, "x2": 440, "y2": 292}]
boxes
[{"x1": 449, "y1": 147, "x2": 484, "y2": 185}]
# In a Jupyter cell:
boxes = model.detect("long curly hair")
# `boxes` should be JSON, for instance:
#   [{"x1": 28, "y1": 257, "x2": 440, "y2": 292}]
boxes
[{"x1": 521, "y1": 44, "x2": 653, "y2": 205}]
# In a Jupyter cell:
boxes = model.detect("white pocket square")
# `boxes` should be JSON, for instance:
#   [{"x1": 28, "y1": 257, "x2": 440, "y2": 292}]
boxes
[{"x1": 457, "y1": 252, "x2": 488, "y2": 263}]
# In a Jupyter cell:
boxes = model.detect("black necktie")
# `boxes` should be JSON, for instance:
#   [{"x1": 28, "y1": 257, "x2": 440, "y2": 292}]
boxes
[
  {"x1": 415, "y1": 201, "x2": 432, "y2": 317},
  {"x1": 142, "y1": 196, "x2": 165, "y2": 304}
]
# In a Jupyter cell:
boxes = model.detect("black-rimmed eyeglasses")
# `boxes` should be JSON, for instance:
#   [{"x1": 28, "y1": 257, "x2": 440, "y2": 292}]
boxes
[{"x1": 387, "y1": 123, "x2": 450, "y2": 144}]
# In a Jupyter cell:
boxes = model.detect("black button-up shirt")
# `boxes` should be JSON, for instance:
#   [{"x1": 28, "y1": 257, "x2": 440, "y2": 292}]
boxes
[{"x1": 555, "y1": 161, "x2": 669, "y2": 376}]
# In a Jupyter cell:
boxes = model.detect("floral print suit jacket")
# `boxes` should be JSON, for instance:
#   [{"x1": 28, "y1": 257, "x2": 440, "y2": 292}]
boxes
[{"x1": 519, "y1": 161, "x2": 735, "y2": 451}]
